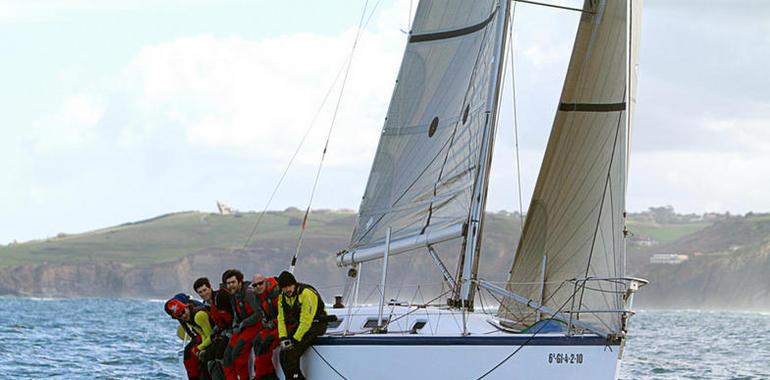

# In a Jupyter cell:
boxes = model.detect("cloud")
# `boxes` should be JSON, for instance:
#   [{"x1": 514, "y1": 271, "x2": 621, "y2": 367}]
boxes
[
  {"x1": 0, "y1": 0, "x2": 213, "y2": 23},
  {"x1": 646, "y1": 0, "x2": 770, "y2": 17},
  {"x1": 11, "y1": 0, "x2": 770, "y2": 232},
  {"x1": 629, "y1": 150, "x2": 770, "y2": 213},
  {"x1": 115, "y1": 21, "x2": 407, "y2": 167},
  {"x1": 633, "y1": 0, "x2": 770, "y2": 157},
  {"x1": 30, "y1": 94, "x2": 104, "y2": 153}
]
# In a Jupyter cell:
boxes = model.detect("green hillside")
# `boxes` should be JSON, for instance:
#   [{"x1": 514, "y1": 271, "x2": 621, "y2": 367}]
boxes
[
  {"x1": 626, "y1": 219, "x2": 709, "y2": 242},
  {"x1": 2, "y1": 207, "x2": 770, "y2": 309},
  {"x1": 0, "y1": 209, "x2": 354, "y2": 267},
  {"x1": 0, "y1": 208, "x2": 739, "y2": 268}
]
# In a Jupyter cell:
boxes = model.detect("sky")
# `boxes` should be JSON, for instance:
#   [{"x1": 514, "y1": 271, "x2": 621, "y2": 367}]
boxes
[{"x1": 2, "y1": 0, "x2": 769, "y2": 244}]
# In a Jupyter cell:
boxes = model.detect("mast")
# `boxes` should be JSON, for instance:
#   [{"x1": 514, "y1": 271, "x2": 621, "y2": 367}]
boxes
[{"x1": 456, "y1": 0, "x2": 512, "y2": 309}]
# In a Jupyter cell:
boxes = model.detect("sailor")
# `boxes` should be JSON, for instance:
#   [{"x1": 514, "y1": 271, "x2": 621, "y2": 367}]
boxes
[
  {"x1": 221, "y1": 269, "x2": 261, "y2": 380},
  {"x1": 165, "y1": 296, "x2": 214, "y2": 380},
  {"x1": 251, "y1": 274, "x2": 281, "y2": 380},
  {"x1": 276, "y1": 271, "x2": 328, "y2": 380},
  {"x1": 194, "y1": 277, "x2": 234, "y2": 380}
]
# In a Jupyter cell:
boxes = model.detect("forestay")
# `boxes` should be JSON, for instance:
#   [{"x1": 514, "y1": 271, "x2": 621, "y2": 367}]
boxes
[
  {"x1": 343, "y1": 0, "x2": 503, "y2": 262},
  {"x1": 498, "y1": 0, "x2": 642, "y2": 335}
]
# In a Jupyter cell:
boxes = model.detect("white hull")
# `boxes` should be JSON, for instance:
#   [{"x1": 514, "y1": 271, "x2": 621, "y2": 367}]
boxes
[
  {"x1": 302, "y1": 339, "x2": 619, "y2": 380},
  {"x1": 274, "y1": 306, "x2": 623, "y2": 380}
]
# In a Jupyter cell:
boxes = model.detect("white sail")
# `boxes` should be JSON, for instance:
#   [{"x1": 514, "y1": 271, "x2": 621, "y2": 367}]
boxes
[
  {"x1": 345, "y1": 0, "x2": 503, "y2": 261},
  {"x1": 298, "y1": 1, "x2": 645, "y2": 379},
  {"x1": 499, "y1": 0, "x2": 642, "y2": 335}
]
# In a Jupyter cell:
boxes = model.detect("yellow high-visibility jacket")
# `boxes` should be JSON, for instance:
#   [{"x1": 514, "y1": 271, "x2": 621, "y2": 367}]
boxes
[
  {"x1": 176, "y1": 310, "x2": 213, "y2": 351},
  {"x1": 278, "y1": 286, "x2": 321, "y2": 342}
]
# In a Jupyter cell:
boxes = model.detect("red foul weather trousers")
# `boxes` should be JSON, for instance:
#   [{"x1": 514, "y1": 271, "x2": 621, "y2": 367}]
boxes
[
  {"x1": 223, "y1": 326, "x2": 258, "y2": 380},
  {"x1": 183, "y1": 340, "x2": 202, "y2": 380},
  {"x1": 253, "y1": 328, "x2": 280, "y2": 379}
]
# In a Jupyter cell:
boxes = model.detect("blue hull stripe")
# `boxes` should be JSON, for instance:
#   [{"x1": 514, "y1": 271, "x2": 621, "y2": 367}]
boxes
[{"x1": 315, "y1": 335, "x2": 616, "y2": 347}]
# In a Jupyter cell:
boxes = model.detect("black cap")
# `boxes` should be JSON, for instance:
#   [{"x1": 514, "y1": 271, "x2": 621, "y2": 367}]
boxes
[{"x1": 277, "y1": 271, "x2": 297, "y2": 288}]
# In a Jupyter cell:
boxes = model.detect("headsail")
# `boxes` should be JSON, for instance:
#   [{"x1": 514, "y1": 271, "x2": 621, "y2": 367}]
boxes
[
  {"x1": 339, "y1": 0, "x2": 506, "y2": 266},
  {"x1": 498, "y1": 0, "x2": 642, "y2": 335}
]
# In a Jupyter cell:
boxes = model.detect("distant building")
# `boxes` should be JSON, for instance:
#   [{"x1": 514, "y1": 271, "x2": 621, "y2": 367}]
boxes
[
  {"x1": 650, "y1": 254, "x2": 689, "y2": 264},
  {"x1": 217, "y1": 201, "x2": 238, "y2": 215},
  {"x1": 629, "y1": 235, "x2": 658, "y2": 247}
]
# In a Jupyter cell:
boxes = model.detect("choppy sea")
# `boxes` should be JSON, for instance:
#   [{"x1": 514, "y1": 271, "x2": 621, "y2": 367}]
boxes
[{"x1": 0, "y1": 298, "x2": 768, "y2": 379}]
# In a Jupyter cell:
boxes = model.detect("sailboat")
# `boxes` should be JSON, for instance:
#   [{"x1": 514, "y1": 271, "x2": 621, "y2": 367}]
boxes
[{"x1": 289, "y1": 0, "x2": 647, "y2": 378}]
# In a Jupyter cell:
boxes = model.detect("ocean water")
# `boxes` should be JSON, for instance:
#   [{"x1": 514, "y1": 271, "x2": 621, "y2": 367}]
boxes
[{"x1": 0, "y1": 299, "x2": 768, "y2": 379}]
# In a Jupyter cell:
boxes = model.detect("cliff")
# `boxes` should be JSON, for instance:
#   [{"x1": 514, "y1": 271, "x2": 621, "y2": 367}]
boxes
[{"x1": 1, "y1": 209, "x2": 769, "y2": 310}]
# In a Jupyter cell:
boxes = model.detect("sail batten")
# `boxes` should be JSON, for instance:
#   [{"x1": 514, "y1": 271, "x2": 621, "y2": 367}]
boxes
[
  {"x1": 498, "y1": 0, "x2": 641, "y2": 335},
  {"x1": 558, "y1": 102, "x2": 626, "y2": 112},
  {"x1": 409, "y1": 9, "x2": 498, "y2": 43}
]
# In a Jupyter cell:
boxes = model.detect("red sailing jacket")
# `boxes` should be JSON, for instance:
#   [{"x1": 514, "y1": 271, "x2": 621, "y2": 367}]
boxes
[
  {"x1": 232, "y1": 282, "x2": 260, "y2": 329},
  {"x1": 256, "y1": 277, "x2": 280, "y2": 328},
  {"x1": 209, "y1": 288, "x2": 234, "y2": 330}
]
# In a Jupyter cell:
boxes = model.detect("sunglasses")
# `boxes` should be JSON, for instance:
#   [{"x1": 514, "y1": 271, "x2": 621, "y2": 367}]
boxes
[{"x1": 254, "y1": 281, "x2": 265, "y2": 286}]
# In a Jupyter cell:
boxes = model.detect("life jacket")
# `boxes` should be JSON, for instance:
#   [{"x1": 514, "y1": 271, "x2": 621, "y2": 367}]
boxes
[
  {"x1": 232, "y1": 282, "x2": 257, "y2": 323},
  {"x1": 281, "y1": 283, "x2": 326, "y2": 329},
  {"x1": 209, "y1": 288, "x2": 234, "y2": 330},
  {"x1": 166, "y1": 294, "x2": 208, "y2": 339},
  {"x1": 179, "y1": 305, "x2": 209, "y2": 340},
  {"x1": 257, "y1": 277, "x2": 281, "y2": 321},
  {"x1": 179, "y1": 320, "x2": 197, "y2": 339}
]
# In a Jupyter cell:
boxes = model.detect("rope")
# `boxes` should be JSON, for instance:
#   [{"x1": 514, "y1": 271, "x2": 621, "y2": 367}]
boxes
[
  {"x1": 385, "y1": 241, "x2": 419, "y2": 322},
  {"x1": 473, "y1": 285, "x2": 575, "y2": 379},
  {"x1": 242, "y1": 0, "x2": 384, "y2": 253},
  {"x1": 311, "y1": 346, "x2": 349, "y2": 380},
  {"x1": 240, "y1": 56, "x2": 349, "y2": 250},
  {"x1": 289, "y1": 0, "x2": 373, "y2": 272},
  {"x1": 489, "y1": 278, "x2": 567, "y2": 330}
]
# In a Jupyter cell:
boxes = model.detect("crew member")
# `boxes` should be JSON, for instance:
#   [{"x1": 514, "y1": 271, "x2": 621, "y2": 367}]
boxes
[
  {"x1": 251, "y1": 274, "x2": 281, "y2": 380},
  {"x1": 194, "y1": 277, "x2": 234, "y2": 380},
  {"x1": 165, "y1": 297, "x2": 214, "y2": 380},
  {"x1": 276, "y1": 271, "x2": 328, "y2": 380},
  {"x1": 222, "y1": 269, "x2": 261, "y2": 380}
]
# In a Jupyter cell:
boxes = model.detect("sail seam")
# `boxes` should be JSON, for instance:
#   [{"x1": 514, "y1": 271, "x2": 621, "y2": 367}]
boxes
[
  {"x1": 354, "y1": 130, "x2": 464, "y2": 244},
  {"x1": 577, "y1": 87, "x2": 626, "y2": 320},
  {"x1": 355, "y1": 8, "x2": 498, "y2": 247},
  {"x1": 360, "y1": 181, "x2": 472, "y2": 217},
  {"x1": 410, "y1": 10, "x2": 497, "y2": 43}
]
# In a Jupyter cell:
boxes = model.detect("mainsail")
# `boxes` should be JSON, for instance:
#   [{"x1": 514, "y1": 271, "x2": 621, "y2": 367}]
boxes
[
  {"x1": 498, "y1": 0, "x2": 642, "y2": 335},
  {"x1": 340, "y1": 0, "x2": 506, "y2": 266}
]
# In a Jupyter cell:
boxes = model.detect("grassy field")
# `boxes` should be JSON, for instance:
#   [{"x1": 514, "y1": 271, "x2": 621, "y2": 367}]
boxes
[
  {"x1": 0, "y1": 209, "x2": 355, "y2": 267},
  {"x1": 3, "y1": 209, "x2": 752, "y2": 268},
  {"x1": 626, "y1": 220, "x2": 711, "y2": 243}
]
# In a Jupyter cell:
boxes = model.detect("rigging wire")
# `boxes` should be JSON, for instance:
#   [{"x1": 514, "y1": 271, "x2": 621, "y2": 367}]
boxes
[
  {"x1": 310, "y1": 346, "x2": 349, "y2": 380},
  {"x1": 289, "y1": 0, "x2": 373, "y2": 272},
  {"x1": 239, "y1": 0, "x2": 383, "y2": 253},
  {"x1": 507, "y1": 1, "x2": 526, "y2": 232},
  {"x1": 240, "y1": 56, "x2": 351, "y2": 250},
  {"x1": 473, "y1": 282, "x2": 575, "y2": 380}
]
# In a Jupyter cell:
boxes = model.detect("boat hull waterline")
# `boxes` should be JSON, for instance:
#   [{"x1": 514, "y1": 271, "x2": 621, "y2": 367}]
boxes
[
  {"x1": 273, "y1": 306, "x2": 622, "y2": 379},
  {"x1": 304, "y1": 338, "x2": 620, "y2": 379}
]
